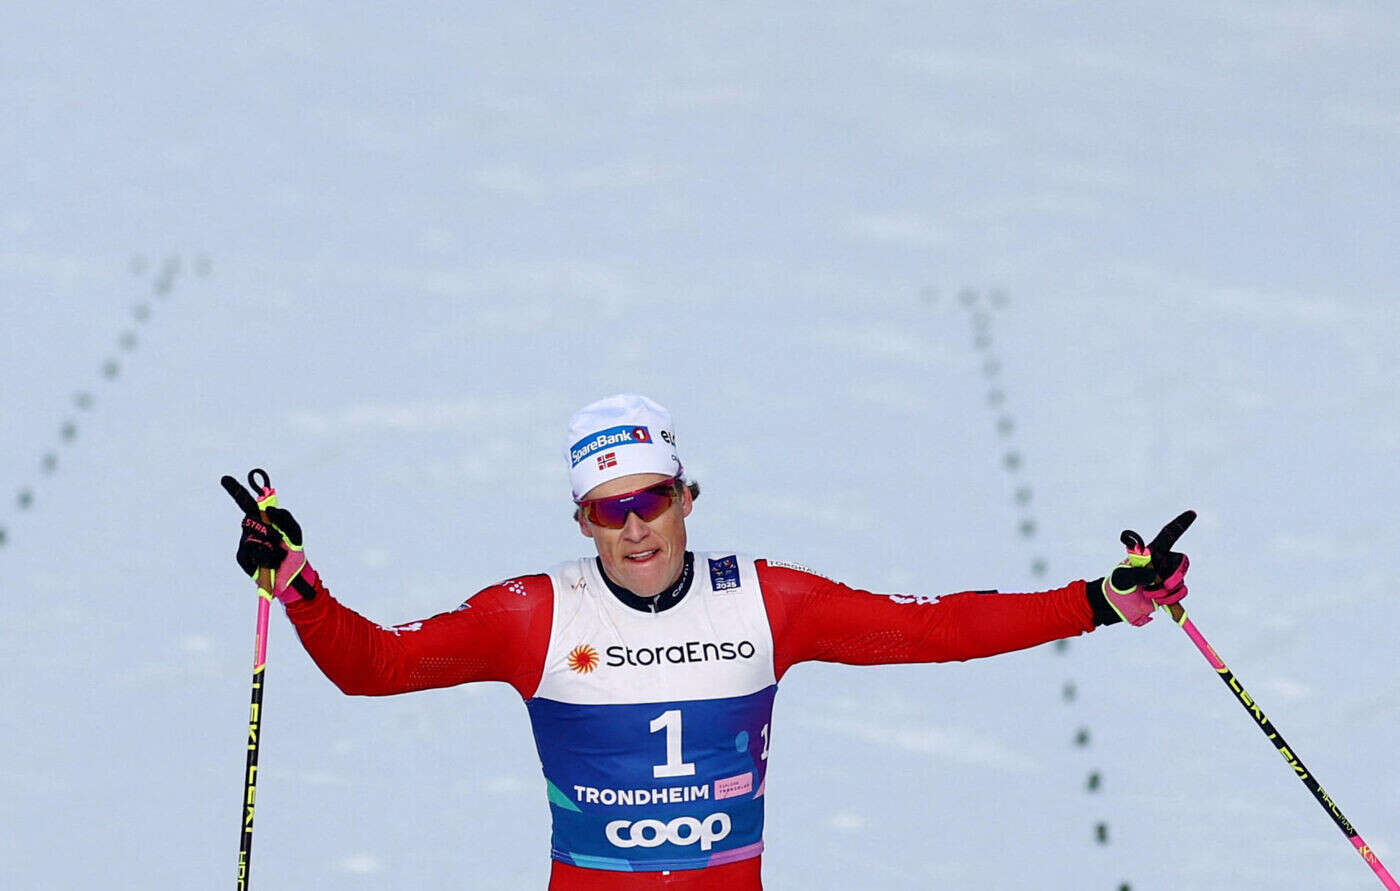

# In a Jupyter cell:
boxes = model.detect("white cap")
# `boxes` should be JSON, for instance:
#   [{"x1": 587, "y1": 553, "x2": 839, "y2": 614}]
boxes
[{"x1": 567, "y1": 393, "x2": 682, "y2": 499}]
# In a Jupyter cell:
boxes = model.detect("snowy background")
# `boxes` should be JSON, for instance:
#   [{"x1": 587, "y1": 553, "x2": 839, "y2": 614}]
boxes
[{"x1": 3, "y1": 2, "x2": 1397, "y2": 888}]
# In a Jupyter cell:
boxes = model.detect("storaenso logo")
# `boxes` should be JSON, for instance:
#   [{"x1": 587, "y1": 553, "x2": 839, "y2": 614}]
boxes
[
  {"x1": 570, "y1": 425, "x2": 651, "y2": 467},
  {"x1": 606, "y1": 813, "x2": 732, "y2": 852},
  {"x1": 606, "y1": 640, "x2": 756, "y2": 668}
]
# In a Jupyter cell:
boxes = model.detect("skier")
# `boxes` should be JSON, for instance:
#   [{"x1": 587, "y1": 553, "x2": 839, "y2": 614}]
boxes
[{"x1": 227, "y1": 392, "x2": 1192, "y2": 890}]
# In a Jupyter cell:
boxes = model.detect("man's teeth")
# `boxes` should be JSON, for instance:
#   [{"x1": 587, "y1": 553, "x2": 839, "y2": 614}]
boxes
[{"x1": 626, "y1": 550, "x2": 657, "y2": 560}]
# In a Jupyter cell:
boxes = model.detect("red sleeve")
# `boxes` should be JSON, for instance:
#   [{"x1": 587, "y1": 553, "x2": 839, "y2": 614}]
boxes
[
  {"x1": 757, "y1": 560, "x2": 1096, "y2": 682},
  {"x1": 283, "y1": 573, "x2": 554, "y2": 699}
]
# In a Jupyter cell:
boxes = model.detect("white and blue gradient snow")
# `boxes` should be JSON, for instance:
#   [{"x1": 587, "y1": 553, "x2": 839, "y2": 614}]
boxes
[{"x1": 2, "y1": 3, "x2": 1397, "y2": 889}]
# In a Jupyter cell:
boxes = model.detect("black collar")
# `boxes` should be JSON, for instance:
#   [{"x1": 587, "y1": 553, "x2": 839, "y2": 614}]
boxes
[{"x1": 596, "y1": 551, "x2": 695, "y2": 614}]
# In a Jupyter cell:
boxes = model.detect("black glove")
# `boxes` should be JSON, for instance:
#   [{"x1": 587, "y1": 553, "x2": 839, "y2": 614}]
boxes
[
  {"x1": 222, "y1": 473, "x2": 316, "y2": 602},
  {"x1": 235, "y1": 507, "x2": 303, "y2": 578},
  {"x1": 1092, "y1": 510, "x2": 1195, "y2": 626}
]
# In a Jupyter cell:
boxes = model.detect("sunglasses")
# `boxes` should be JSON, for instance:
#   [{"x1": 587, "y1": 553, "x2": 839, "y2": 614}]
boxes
[{"x1": 576, "y1": 476, "x2": 684, "y2": 529}]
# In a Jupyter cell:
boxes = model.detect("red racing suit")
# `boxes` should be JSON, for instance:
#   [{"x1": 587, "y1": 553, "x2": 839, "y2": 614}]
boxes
[{"x1": 286, "y1": 556, "x2": 1097, "y2": 889}]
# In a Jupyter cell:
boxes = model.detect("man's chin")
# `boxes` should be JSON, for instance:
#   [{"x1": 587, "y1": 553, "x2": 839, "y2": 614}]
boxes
[{"x1": 611, "y1": 557, "x2": 676, "y2": 596}]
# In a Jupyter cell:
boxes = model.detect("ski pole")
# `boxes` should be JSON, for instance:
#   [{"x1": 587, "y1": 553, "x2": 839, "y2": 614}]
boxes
[
  {"x1": 221, "y1": 468, "x2": 279, "y2": 890},
  {"x1": 1162, "y1": 600, "x2": 1398, "y2": 889}
]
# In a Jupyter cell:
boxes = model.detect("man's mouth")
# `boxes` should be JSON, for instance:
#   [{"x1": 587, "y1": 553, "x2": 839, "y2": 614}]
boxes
[{"x1": 625, "y1": 550, "x2": 658, "y2": 562}]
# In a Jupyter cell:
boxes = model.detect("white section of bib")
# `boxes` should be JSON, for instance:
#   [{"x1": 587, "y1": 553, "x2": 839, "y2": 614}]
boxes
[{"x1": 534, "y1": 553, "x2": 776, "y2": 706}]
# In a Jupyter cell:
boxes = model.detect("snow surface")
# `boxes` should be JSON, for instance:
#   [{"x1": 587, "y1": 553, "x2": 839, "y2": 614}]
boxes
[{"x1": 2, "y1": 2, "x2": 1397, "y2": 889}]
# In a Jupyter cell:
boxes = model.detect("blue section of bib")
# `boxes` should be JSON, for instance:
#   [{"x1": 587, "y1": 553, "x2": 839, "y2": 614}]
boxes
[{"x1": 527, "y1": 685, "x2": 776, "y2": 872}]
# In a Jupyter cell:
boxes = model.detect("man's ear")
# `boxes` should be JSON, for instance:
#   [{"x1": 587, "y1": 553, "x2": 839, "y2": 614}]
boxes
[
  {"x1": 681, "y1": 484, "x2": 693, "y2": 519},
  {"x1": 577, "y1": 514, "x2": 595, "y2": 539}
]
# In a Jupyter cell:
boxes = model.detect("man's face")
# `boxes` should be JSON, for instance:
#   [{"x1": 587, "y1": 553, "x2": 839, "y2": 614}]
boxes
[{"x1": 577, "y1": 472, "x2": 693, "y2": 597}]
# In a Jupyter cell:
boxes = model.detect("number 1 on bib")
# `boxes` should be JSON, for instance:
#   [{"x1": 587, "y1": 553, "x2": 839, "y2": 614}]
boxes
[{"x1": 650, "y1": 709, "x2": 696, "y2": 778}]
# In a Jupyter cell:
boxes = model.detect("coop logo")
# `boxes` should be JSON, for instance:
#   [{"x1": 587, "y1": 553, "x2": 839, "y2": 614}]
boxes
[
  {"x1": 567, "y1": 644, "x2": 600, "y2": 674},
  {"x1": 570, "y1": 426, "x2": 651, "y2": 467},
  {"x1": 605, "y1": 813, "x2": 732, "y2": 852}
]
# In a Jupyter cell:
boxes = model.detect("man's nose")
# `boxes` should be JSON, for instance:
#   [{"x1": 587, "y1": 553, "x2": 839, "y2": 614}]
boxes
[{"x1": 620, "y1": 511, "x2": 649, "y2": 539}]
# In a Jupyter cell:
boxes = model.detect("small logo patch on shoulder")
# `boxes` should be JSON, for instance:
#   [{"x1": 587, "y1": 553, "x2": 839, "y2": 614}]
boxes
[{"x1": 709, "y1": 555, "x2": 741, "y2": 592}]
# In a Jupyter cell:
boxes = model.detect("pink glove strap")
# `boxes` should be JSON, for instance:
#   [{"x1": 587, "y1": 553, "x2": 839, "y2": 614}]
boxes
[
  {"x1": 1152, "y1": 554, "x2": 1189, "y2": 605},
  {"x1": 269, "y1": 550, "x2": 317, "y2": 604},
  {"x1": 1105, "y1": 543, "x2": 1155, "y2": 626},
  {"x1": 1104, "y1": 581, "x2": 1155, "y2": 626}
]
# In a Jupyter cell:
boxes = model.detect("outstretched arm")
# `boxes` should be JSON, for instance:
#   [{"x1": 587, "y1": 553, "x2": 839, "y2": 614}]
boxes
[
  {"x1": 222, "y1": 472, "x2": 553, "y2": 700},
  {"x1": 284, "y1": 574, "x2": 553, "y2": 699},
  {"x1": 757, "y1": 560, "x2": 1098, "y2": 681}
]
